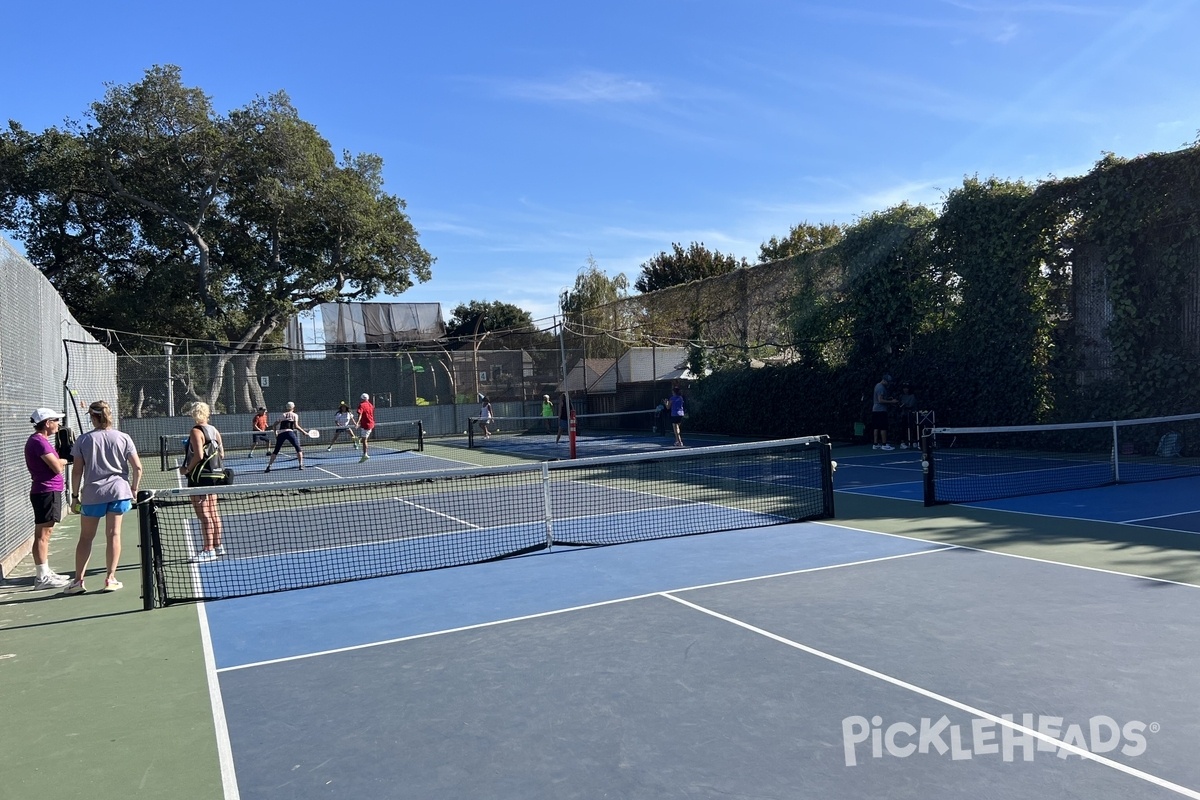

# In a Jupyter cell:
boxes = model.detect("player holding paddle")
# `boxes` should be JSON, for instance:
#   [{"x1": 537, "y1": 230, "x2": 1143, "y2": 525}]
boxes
[
  {"x1": 327, "y1": 401, "x2": 358, "y2": 451},
  {"x1": 264, "y1": 401, "x2": 311, "y2": 472}
]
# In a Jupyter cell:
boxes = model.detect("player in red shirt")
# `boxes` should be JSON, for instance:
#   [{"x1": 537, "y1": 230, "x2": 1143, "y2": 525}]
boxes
[{"x1": 355, "y1": 393, "x2": 375, "y2": 463}]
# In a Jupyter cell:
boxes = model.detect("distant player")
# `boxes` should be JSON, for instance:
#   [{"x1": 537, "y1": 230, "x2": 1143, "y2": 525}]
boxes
[
  {"x1": 356, "y1": 393, "x2": 376, "y2": 463},
  {"x1": 265, "y1": 401, "x2": 309, "y2": 472},
  {"x1": 670, "y1": 386, "x2": 685, "y2": 447},
  {"x1": 478, "y1": 396, "x2": 493, "y2": 440},
  {"x1": 327, "y1": 401, "x2": 357, "y2": 451},
  {"x1": 248, "y1": 406, "x2": 269, "y2": 457}
]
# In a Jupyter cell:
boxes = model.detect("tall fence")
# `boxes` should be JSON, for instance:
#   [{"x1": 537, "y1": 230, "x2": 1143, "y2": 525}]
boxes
[
  {"x1": 0, "y1": 238, "x2": 117, "y2": 576},
  {"x1": 114, "y1": 347, "x2": 589, "y2": 418}
]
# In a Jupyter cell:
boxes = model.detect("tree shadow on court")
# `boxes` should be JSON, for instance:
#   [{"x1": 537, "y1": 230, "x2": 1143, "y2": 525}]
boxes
[{"x1": 834, "y1": 491, "x2": 1200, "y2": 588}]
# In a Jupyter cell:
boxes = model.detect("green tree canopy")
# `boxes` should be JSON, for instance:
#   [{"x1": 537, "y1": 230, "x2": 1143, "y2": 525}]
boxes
[
  {"x1": 633, "y1": 242, "x2": 748, "y2": 294},
  {"x1": 759, "y1": 222, "x2": 844, "y2": 263},
  {"x1": 444, "y1": 299, "x2": 553, "y2": 350},
  {"x1": 0, "y1": 64, "x2": 433, "y2": 410}
]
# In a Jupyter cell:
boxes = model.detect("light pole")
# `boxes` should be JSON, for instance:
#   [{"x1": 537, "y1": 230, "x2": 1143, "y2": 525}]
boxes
[{"x1": 164, "y1": 342, "x2": 175, "y2": 417}]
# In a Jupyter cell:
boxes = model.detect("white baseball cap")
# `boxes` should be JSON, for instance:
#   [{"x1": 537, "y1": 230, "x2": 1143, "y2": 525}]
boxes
[
  {"x1": 30, "y1": 408, "x2": 65, "y2": 425},
  {"x1": 286, "y1": 401, "x2": 295, "y2": 409},
  {"x1": 361, "y1": 393, "x2": 370, "y2": 400}
]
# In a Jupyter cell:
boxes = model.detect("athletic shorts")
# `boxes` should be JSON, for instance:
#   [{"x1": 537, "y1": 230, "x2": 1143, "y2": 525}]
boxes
[
  {"x1": 671, "y1": 415, "x2": 684, "y2": 427},
  {"x1": 31, "y1": 492, "x2": 63, "y2": 526},
  {"x1": 81, "y1": 499, "x2": 133, "y2": 518},
  {"x1": 358, "y1": 427, "x2": 374, "y2": 441},
  {"x1": 871, "y1": 410, "x2": 889, "y2": 429}
]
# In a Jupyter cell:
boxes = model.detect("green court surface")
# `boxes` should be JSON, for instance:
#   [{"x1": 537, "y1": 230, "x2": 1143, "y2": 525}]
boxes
[{"x1": 3, "y1": 442, "x2": 1199, "y2": 799}]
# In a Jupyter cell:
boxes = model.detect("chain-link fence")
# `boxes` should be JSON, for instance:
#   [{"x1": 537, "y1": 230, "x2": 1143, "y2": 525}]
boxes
[
  {"x1": 0, "y1": 238, "x2": 117, "y2": 576},
  {"x1": 115, "y1": 347, "x2": 587, "y2": 419}
]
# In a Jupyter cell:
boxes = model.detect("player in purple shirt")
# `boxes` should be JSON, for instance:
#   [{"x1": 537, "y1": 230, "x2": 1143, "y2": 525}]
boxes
[{"x1": 25, "y1": 408, "x2": 71, "y2": 590}]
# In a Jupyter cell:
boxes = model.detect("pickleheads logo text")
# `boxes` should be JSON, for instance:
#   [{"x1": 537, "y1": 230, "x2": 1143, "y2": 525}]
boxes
[{"x1": 841, "y1": 714, "x2": 1155, "y2": 767}]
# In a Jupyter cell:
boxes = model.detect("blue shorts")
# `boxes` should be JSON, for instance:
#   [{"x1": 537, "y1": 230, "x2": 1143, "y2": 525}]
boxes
[{"x1": 81, "y1": 499, "x2": 133, "y2": 518}]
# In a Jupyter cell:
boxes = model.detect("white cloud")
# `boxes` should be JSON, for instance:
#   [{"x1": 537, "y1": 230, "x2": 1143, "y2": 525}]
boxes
[{"x1": 498, "y1": 70, "x2": 657, "y2": 104}]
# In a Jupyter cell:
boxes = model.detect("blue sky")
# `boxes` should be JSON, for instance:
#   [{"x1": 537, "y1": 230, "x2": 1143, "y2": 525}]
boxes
[{"x1": 4, "y1": 0, "x2": 1199, "y2": 328}]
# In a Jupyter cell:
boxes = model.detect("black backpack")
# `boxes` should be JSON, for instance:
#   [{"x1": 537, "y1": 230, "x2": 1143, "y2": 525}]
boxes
[
  {"x1": 55, "y1": 427, "x2": 76, "y2": 464},
  {"x1": 185, "y1": 424, "x2": 231, "y2": 486}
]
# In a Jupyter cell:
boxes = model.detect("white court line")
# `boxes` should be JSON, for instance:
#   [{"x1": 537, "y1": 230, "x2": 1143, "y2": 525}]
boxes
[
  {"x1": 395, "y1": 497, "x2": 481, "y2": 529},
  {"x1": 1124, "y1": 510, "x2": 1200, "y2": 524},
  {"x1": 197, "y1": 603, "x2": 241, "y2": 800},
  {"x1": 839, "y1": 482, "x2": 924, "y2": 496},
  {"x1": 813, "y1": 520, "x2": 1200, "y2": 591},
  {"x1": 909, "y1": 499, "x2": 1200, "y2": 534},
  {"x1": 214, "y1": 547, "x2": 949, "y2": 673},
  {"x1": 662, "y1": 592, "x2": 1200, "y2": 799}
]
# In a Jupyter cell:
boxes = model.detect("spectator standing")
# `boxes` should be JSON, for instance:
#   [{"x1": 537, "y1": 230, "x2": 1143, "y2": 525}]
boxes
[
  {"x1": 871, "y1": 374, "x2": 897, "y2": 451},
  {"x1": 25, "y1": 408, "x2": 71, "y2": 590},
  {"x1": 67, "y1": 400, "x2": 142, "y2": 594},
  {"x1": 180, "y1": 402, "x2": 225, "y2": 561}
]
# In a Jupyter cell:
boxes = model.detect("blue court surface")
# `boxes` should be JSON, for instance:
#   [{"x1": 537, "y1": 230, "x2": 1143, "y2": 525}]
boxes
[
  {"x1": 833, "y1": 450, "x2": 1200, "y2": 534},
  {"x1": 198, "y1": 517, "x2": 1200, "y2": 799}
]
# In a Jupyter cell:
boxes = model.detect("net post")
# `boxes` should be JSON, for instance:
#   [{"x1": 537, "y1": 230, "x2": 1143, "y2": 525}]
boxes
[
  {"x1": 416, "y1": 420, "x2": 425, "y2": 452},
  {"x1": 1111, "y1": 421, "x2": 1120, "y2": 483},
  {"x1": 541, "y1": 461, "x2": 554, "y2": 551},
  {"x1": 921, "y1": 430, "x2": 937, "y2": 506},
  {"x1": 467, "y1": 417, "x2": 476, "y2": 448},
  {"x1": 568, "y1": 409, "x2": 577, "y2": 459},
  {"x1": 818, "y1": 437, "x2": 836, "y2": 518},
  {"x1": 137, "y1": 490, "x2": 157, "y2": 610},
  {"x1": 159, "y1": 435, "x2": 169, "y2": 472}
]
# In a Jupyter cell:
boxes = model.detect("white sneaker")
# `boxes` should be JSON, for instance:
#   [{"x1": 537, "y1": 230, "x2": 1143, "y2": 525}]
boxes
[
  {"x1": 899, "y1": 443, "x2": 908, "y2": 450},
  {"x1": 216, "y1": 545, "x2": 226, "y2": 557},
  {"x1": 34, "y1": 572, "x2": 70, "y2": 590},
  {"x1": 881, "y1": 444, "x2": 895, "y2": 451},
  {"x1": 192, "y1": 549, "x2": 218, "y2": 563},
  {"x1": 872, "y1": 444, "x2": 881, "y2": 450}
]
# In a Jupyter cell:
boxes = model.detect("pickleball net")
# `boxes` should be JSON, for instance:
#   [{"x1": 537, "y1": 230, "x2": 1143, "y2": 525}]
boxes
[
  {"x1": 159, "y1": 419, "x2": 423, "y2": 470},
  {"x1": 467, "y1": 408, "x2": 659, "y2": 448},
  {"x1": 138, "y1": 435, "x2": 835, "y2": 607},
  {"x1": 922, "y1": 412, "x2": 1200, "y2": 505}
]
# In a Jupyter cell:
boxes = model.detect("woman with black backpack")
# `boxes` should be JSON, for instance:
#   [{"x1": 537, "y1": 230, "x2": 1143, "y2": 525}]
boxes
[{"x1": 181, "y1": 401, "x2": 225, "y2": 562}]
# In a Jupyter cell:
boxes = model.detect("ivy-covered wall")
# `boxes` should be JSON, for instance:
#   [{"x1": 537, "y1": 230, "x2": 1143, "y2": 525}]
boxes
[{"x1": 688, "y1": 146, "x2": 1200, "y2": 438}]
